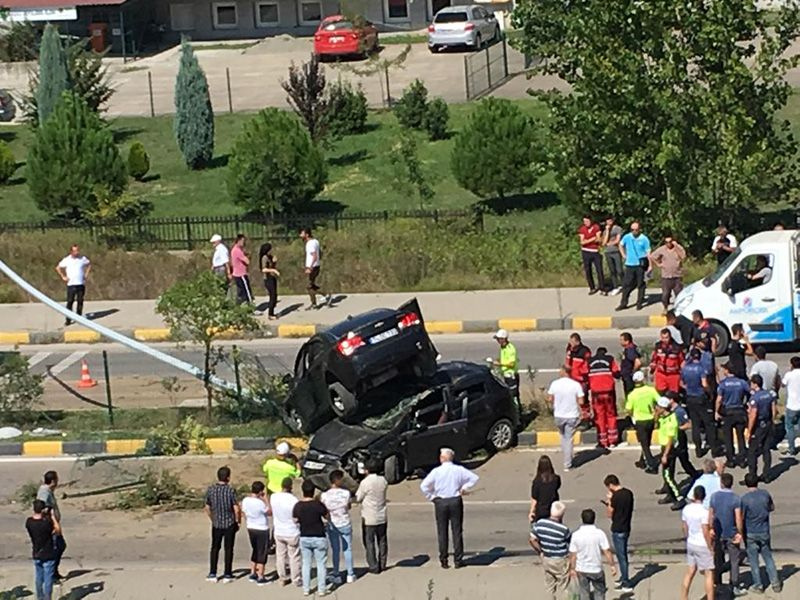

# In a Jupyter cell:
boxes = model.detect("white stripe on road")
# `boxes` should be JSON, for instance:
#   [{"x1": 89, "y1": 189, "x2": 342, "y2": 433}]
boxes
[
  {"x1": 49, "y1": 351, "x2": 87, "y2": 376},
  {"x1": 26, "y1": 351, "x2": 51, "y2": 367},
  {"x1": 388, "y1": 499, "x2": 575, "y2": 507}
]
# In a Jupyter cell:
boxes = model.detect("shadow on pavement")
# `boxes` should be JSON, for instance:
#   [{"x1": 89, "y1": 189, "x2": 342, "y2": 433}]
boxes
[
  {"x1": 628, "y1": 562, "x2": 667, "y2": 587},
  {"x1": 277, "y1": 303, "x2": 303, "y2": 318},
  {"x1": 464, "y1": 546, "x2": 505, "y2": 567},
  {"x1": 0, "y1": 585, "x2": 32, "y2": 599},
  {"x1": 59, "y1": 581, "x2": 104, "y2": 599},
  {"x1": 84, "y1": 309, "x2": 119, "y2": 322},
  {"x1": 395, "y1": 554, "x2": 429, "y2": 568},
  {"x1": 765, "y1": 456, "x2": 799, "y2": 483},
  {"x1": 63, "y1": 570, "x2": 93, "y2": 582},
  {"x1": 572, "y1": 447, "x2": 609, "y2": 469}
]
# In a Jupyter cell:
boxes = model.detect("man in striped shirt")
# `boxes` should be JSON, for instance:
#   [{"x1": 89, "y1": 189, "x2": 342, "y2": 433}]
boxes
[{"x1": 530, "y1": 501, "x2": 571, "y2": 599}]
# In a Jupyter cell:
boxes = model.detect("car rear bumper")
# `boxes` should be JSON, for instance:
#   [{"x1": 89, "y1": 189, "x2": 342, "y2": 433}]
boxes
[
  {"x1": 316, "y1": 41, "x2": 361, "y2": 55},
  {"x1": 428, "y1": 31, "x2": 476, "y2": 47}
]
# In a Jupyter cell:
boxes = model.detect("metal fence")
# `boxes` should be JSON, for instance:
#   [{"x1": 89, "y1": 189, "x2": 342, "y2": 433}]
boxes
[
  {"x1": 464, "y1": 39, "x2": 510, "y2": 100},
  {"x1": 0, "y1": 209, "x2": 480, "y2": 250}
]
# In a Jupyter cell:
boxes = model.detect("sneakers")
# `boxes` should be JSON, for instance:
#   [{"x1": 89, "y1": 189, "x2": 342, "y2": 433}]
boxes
[
  {"x1": 614, "y1": 581, "x2": 634, "y2": 593},
  {"x1": 588, "y1": 288, "x2": 599, "y2": 296},
  {"x1": 657, "y1": 496, "x2": 675, "y2": 505},
  {"x1": 256, "y1": 577, "x2": 271, "y2": 586},
  {"x1": 750, "y1": 586, "x2": 765, "y2": 595},
  {"x1": 610, "y1": 287, "x2": 622, "y2": 296},
  {"x1": 327, "y1": 574, "x2": 342, "y2": 585},
  {"x1": 732, "y1": 585, "x2": 748, "y2": 596},
  {"x1": 205, "y1": 574, "x2": 217, "y2": 583},
  {"x1": 248, "y1": 574, "x2": 259, "y2": 583},
  {"x1": 220, "y1": 575, "x2": 234, "y2": 584},
  {"x1": 325, "y1": 294, "x2": 333, "y2": 306},
  {"x1": 773, "y1": 583, "x2": 783, "y2": 593},
  {"x1": 347, "y1": 574, "x2": 357, "y2": 584}
]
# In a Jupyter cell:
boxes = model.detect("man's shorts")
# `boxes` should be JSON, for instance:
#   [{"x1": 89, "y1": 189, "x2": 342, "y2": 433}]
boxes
[{"x1": 686, "y1": 543, "x2": 714, "y2": 571}]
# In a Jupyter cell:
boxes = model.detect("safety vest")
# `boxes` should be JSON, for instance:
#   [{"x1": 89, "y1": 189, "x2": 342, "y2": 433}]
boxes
[
  {"x1": 651, "y1": 341, "x2": 684, "y2": 376},
  {"x1": 588, "y1": 353, "x2": 619, "y2": 393},
  {"x1": 565, "y1": 343, "x2": 591, "y2": 384},
  {"x1": 625, "y1": 384, "x2": 659, "y2": 422},
  {"x1": 262, "y1": 458, "x2": 300, "y2": 494},
  {"x1": 499, "y1": 343, "x2": 518, "y2": 378},
  {"x1": 657, "y1": 411, "x2": 679, "y2": 446}
]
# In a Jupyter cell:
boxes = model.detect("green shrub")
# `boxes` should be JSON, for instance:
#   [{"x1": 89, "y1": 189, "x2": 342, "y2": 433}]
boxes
[
  {"x1": 140, "y1": 416, "x2": 210, "y2": 456},
  {"x1": 27, "y1": 92, "x2": 128, "y2": 221},
  {"x1": 35, "y1": 24, "x2": 69, "y2": 124},
  {"x1": 0, "y1": 353, "x2": 44, "y2": 423},
  {"x1": 327, "y1": 80, "x2": 368, "y2": 136},
  {"x1": 423, "y1": 97, "x2": 449, "y2": 141},
  {"x1": 227, "y1": 108, "x2": 327, "y2": 215},
  {"x1": 0, "y1": 141, "x2": 16, "y2": 184},
  {"x1": 394, "y1": 79, "x2": 428, "y2": 129},
  {"x1": 114, "y1": 468, "x2": 204, "y2": 511},
  {"x1": 174, "y1": 38, "x2": 214, "y2": 169},
  {"x1": 0, "y1": 22, "x2": 38, "y2": 62},
  {"x1": 127, "y1": 141, "x2": 150, "y2": 180}
]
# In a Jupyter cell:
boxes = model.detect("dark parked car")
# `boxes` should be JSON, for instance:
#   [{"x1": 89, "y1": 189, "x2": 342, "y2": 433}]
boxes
[
  {"x1": 301, "y1": 361, "x2": 520, "y2": 490},
  {"x1": 282, "y1": 299, "x2": 438, "y2": 435}
]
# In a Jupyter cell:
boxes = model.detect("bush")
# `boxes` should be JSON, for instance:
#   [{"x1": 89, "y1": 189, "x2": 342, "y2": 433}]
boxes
[
  {"x1": 0, "y1": 141, "x2": 16, "y2": 183},
  {"x1": 282, "y1": 53, "x2": 328, "y2": 143},
  {"x1": 0, "y1": 353, "x2": 44, "y2": 422},
  {"x1": 140, "y1": 416, "x2": 210, "y2": 456},
  {"x1": 327, "y1": 80, "x2": 368, "y2": 137},
  {"x1": 27, "y1": 92, "x2": 128, "y2": 221},
  {"x1": 114, "y1": 468, "x2": 204, "y2": 511},
  {"x1": 451, "y1": 97, "x2": 542, "y2": 199},
  {"x1": 127, "y1": 141, "x2": 150, "y2": 180},
  {"x1": 228, "y1": 108, "x2": 327, "y2": 215},
  {"x1": 423, "y1": 97, "x2": 449, "y2": 141},
  {"x1": 174, "y1": 38, "x2": 214, "y2": 169},
  {"x1": 0, "y1": 22, "x2": 38, "y2": 62},
  {"x1": 35, "y1": 24, "x2": 69, "y2": 124},
  {"x1": 394, "y1": 79, "x2": 429, "y2": 129}
]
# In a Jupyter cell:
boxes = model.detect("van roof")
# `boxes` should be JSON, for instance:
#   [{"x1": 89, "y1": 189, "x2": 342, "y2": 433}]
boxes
[{"x1": 741, "y1": 229, "x2": 800, "y2": 250}]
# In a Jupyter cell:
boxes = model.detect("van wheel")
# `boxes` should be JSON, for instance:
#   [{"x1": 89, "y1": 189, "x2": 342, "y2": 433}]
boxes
[
  {"x1": 329, "y1": 382, "x2": 357, "y2": 416},
  {"x1": 384, "y1": 454, "x2": 404, "y2": 485},
  {"x1": 710, "y1": 322, "x2": 729, "y2": 357},
  {"x1": 486, "y1": 418, "x2": 515, "y2": 452}
]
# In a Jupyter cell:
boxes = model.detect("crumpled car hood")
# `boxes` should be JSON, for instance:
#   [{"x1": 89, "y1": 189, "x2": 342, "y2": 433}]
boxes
[{"x1": 309, "y1": 420, "x2": 387, "y2": 457}]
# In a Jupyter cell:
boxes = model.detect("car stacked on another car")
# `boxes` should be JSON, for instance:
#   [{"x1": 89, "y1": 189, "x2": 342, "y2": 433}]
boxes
[{"x1": 427, "y1": 5, "x2": 501, "y2": 53}]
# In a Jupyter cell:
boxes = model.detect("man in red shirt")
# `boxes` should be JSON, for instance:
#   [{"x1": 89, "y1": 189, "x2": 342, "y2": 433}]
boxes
[
  {"x1": 578, "y1": 216, "x2": 608, "y2": 295},
  {"x1": 565, "y1": 332, "x2": 593, "y2": 425},
  {"x1": 588, "y1": 347, "x2": 621, "y2": 447},
  {"x1": 650, "y1": 329, "x2": 684, "y2": 394}
]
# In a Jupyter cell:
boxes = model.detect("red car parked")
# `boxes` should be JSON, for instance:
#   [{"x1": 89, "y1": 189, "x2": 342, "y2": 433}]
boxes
[{"x1": 313, "y1": 15, "x2": 379, "y2": 60}]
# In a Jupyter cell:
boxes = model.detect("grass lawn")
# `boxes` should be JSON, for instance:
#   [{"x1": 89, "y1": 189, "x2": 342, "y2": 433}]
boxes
[{"x1": 0, "y1": 99, "x2": 549, "y2": 223}]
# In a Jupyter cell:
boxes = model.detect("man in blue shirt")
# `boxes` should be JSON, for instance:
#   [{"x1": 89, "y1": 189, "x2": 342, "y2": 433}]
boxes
[
  {"x1": 668, "y1": 392, "x2": 699, "y2": 486},
  {"x1": 715, "y1": 363, "x2": 750, "y2": 468},
  {"x1": 746, "y1": 375, "x2": 777, "y2": 483},
  {"x1": 687, "y1": 458, "x2": 722, "y2": 509},
  {"x1": 681, "y1": 349, "x2": 717, "y2": 458},
  {"x1": 741, "y1": 474, "x2": 782, "y2": 593},
  {"x1": 615, "y1": 221, "x2": 652, "y2": 312},
  {"x1": 708, "y1": 472, "x2": 745, "y2": 594}
]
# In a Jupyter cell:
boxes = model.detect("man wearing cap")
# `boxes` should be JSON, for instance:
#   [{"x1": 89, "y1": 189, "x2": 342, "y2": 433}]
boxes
[
  {"x1": 488, "y1": 329, "x2": 519, "y2": 408},
  {"x1": 716, "y1": 363, "x2": 750, "y2": 468},
  {"x1": 263, "y1": 443, "x2": 301, "y2": 495},
  {"x1": 681, "y1": 349, "x2": 716, "y2": 458},
  {"x1": 420, "y1": 448, "x2": 479, "y2": 569},
  {"x1": 655, "y1": 396, "x2": 685, "y2": 510},
  {"x1": 625, "y1": 372, "x2": 659, "y2": 473},
  {"x1": 210, "y1": 234, "x2": 231, "y2": 282}
]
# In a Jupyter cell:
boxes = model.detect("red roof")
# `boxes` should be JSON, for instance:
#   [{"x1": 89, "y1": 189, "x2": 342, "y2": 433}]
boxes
[{"x1": 4, "y1": 0, "x2": 128, "y2": 7}]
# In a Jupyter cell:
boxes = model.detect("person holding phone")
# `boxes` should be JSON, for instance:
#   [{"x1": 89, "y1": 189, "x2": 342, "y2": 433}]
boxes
[{"x1": 603, "y1": 475, "x2": 634, "y2": 593}]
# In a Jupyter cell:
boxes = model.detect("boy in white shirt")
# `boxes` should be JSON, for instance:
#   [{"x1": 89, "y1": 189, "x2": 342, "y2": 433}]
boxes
[{"x1": 680, "y1": 486, "x2": 715, "y2": 600}]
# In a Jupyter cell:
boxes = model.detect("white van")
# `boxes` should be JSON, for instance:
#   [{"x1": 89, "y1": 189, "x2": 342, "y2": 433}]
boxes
[{"x1": 674, "y1": 230, "x2": 798, "y2": 351}]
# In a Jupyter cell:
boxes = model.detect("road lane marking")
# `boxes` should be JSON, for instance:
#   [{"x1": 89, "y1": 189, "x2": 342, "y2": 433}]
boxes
[
  {"x1": 26, "y1": 351, "x2": 51, "y2": 368},
  {"x1": 49, "y1": 351, "x2": 87, "y2": 376},
  {"x1": 387, "y1": 499, "x2": 575, "y2": 507}
]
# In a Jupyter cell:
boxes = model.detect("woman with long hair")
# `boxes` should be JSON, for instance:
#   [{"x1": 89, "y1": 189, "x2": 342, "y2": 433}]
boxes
[
  {"x1": 259, "y1": 242, "x2": 280, "y2": 320},
  {"x1": 529, "y1": 454, "x2": 561, "y2": 522}
]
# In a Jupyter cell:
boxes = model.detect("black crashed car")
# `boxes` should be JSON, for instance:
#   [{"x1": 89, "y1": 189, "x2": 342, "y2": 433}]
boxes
[
  {"x1": 282, "y1": 298, "x2": 438, "y2": 435},
  {"x1": 301, "y1": 361, "x2": 520, "y2": 490}
]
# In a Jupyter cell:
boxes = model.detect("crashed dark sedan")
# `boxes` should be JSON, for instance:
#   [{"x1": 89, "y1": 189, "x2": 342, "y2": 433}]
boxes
[
  {"x1": 301, "y1": 361, "x2": 520, "y2": 490},
  {"x1": 282, "y1": 299, "x2": 438, "y2": 435}
]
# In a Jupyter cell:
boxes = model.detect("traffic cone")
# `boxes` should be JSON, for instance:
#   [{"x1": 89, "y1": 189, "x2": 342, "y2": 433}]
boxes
[{"x1": 77, "y1": 359, "x2": 97, "y2": 388}]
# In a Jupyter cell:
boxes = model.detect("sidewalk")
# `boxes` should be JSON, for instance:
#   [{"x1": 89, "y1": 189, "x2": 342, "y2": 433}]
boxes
[{"x1": 0, "y1": 287, "x2": 667, "y2": 345}]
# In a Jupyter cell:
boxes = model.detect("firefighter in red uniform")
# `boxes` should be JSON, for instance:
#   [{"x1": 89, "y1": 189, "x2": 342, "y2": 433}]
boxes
[
  {"x1": 565, "y1": 332, "x2": 593, "y2": 426},
  {"x1": 650, "y1": 328, "x2": 684, "y2": 394},
  {"x1": 588, "y1": 346, "x2": 621, "y2": 447}
]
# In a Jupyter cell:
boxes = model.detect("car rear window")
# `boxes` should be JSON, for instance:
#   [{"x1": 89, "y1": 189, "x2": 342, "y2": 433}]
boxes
[
  {"x1": 435, "y1": 11, "x2": 468, "y2": 23},
  {"x1": 322, "y1": 20, "x2": 353, "y2": 31}
]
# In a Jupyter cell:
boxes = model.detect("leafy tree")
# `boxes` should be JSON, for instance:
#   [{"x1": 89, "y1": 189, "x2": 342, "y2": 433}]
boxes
[
  {"x1": 394, "y1": 79, "x2": 428, "y2": 129},
  {"x1": 156, "y1": 271, "x2": 260, "y2": 417},
  {"x1": 0, "y1": 141, "x2": 15, "y2": 184},
  {"x1": 423, "y1": 97, "x2": 449, "y2": 141},
  {"x1": 0, "y1": 353, "x2": 44, "y2": 422},
  {"x1": 327, "y1": 80, "x2": 368, "y2": 137},
  {"x1": 282, "y1": 53, "x2": 329, "y2": 143},
  {"x1": 174, "y1": 38, "x2": 214, "y2": 169},
  {"x1": 127, "y1": 141, "x2": 150, "y2": 181},
  {"x1": 227, "y1": 108, "x2": 327, "y2": 215},
  {"x1": 27, "y1": 92, "x2": 127, "y2": 221},
  {"x1": 391, "y1": 131, "x2": 434, "y2": 209},
  {"x1": 451, "y1": 97, "x2": 541, "y2": 199},
  {"x1": 87, "y1": 185, "x2": 153, "y2": 223},
  {"x1": 0, "y1": 21, "x2": 37, "y2": 62},
  {"x1": 511, "y1": 0, "x2": 800, "y2": 247},
  {"x1": 35, "y1": 24, "x2": 69, "y2": 124}
]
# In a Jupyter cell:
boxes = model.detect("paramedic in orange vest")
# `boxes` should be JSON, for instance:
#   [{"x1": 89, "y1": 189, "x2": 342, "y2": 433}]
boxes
[
  {"x1": 588, "y1": 347, "x2": 621, "y2": 447},
  {"x1": 650, "y1": 328, "x2": 684, "y2": 395}
]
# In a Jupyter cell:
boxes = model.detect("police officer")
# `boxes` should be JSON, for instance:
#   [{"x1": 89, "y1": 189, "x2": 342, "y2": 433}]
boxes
[
  {"x1": 690, "y1": 310, "x2": 717, "y2": 355},
  {"x1": 746, "y1": 374, "x2": 777, "y2": 483},
  {"x1": 565, "y1": 332, "x2": 592, "y2": 428},
  {"x1": 681, "y1": 348, "x2": 717, "y2": 458},
  {"x1": 587, "y1": 346, "x2": 621, "y2": 448},
  {"x1": 715, "y1": 363, "x2": 750, "y2": 468},
  {"x1": 654, "y1": 397, "x2": 685, "y2": 510},
  {"x1": 624, "y1": 372, "x2": 660, "y2": 473},
  {"x1": 490, "y1": 329, "x2": 519, "y2": 408},
  {"x1": 619, "y1": 332, "x2": 642, "y2": 397},
  {"x1": 650, "y1": 328, "x2": 684, "y2": 395}
]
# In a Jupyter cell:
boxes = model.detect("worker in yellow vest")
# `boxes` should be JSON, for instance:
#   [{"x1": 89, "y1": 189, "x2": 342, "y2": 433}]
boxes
[
  {"x1": 262, "y1": 442, "x2": 300, "y2": 495},
  {"x1": 488, "y1": 329, "x2": 520, "y2": 408}
]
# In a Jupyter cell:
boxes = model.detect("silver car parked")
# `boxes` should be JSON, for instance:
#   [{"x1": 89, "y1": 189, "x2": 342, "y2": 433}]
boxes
[{"x1": 427, "y1": 5, "x2": 501, "y2": 53}]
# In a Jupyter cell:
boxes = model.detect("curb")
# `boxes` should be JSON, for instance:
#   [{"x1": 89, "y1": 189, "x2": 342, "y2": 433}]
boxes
[
  {"x1": 0, "y1": 316, "x2": 667, "y2": 346},
  {"x1": 0, "y1": 430, "x2": 643, "y2": 457}
]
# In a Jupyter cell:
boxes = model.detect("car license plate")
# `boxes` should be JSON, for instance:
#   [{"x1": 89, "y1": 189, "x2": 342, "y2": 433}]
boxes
[
  {"x1": 330, "y1": 36, "x2": 344, "y2": 43},
  {"x1": 369, "y1": 327, "x2": 399, "y2": 344},
  {"x1": 303, "y1": 461, "x2": 326, "y2": 471}
]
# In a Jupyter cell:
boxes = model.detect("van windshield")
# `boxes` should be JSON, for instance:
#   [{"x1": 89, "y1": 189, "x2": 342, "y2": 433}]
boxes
[{"x1": 702, "y1": 247, "x2": 742, "y2": 287}]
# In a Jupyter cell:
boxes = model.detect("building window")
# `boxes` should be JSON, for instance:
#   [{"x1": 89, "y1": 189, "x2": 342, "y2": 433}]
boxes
[
  {"x1": 298, "y1": 0, "x2": 321, "y2": 25},
  {"x1": 384, "y1": 0, "x2": 409, "y2": 21},
  {"x1": 213, "y1": 2, "x2": 238, "y2": 29},
  {"x1": 170, "y1": 3, "x2": 196, "y2": 31},
  {"x1": 255, "y1": 1, "x2": 279, "y2": 27}
]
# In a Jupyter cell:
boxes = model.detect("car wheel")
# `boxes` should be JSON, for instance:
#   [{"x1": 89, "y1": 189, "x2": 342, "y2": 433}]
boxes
[
  {"x1": 710, "y1": 321, "x2": 729, "y2": 357},
  {"x1": 288, "y1": 409, "x2": 305, "y2": 432},
  {"x1": 328, "y1": 381, "x2": 357, "y2": 416},
  {"x1": 474, "y1": 34, "x2": 482, "y2": 50},
  {"x1": 428, "y1": 44, "x2": 438, "y2": 54},
  {"x1": 493, "y1": 26, "x2": 501, "y2": 44},
  {"x1": 486, "y1": 418, "x2": 515, "y2": 452},
  {"x1": 384, "y1": 454, "x2": 404, "y2": 485}
]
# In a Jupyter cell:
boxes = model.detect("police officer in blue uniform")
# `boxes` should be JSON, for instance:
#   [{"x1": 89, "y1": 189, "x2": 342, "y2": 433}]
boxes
[
  {"x1": 747, "y1": 374, "x2": 778, "y2": 483},
  {"x1": 681, "y1": 348, "x2": 717, "y2": 458},
  {"x1": 715, "y1": 362, "x2": 750, "y2": 468}
]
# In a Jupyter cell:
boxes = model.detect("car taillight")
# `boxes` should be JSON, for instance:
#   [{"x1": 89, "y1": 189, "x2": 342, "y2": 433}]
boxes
[
  {"x1": 337, "y1": 333, "x2": 364, "y2": 357},
  {"x1": 398, "y1": 312, "x2": 421, "y2": 330},
  {"x1": 428, "y1": 24, "x2": 435, "y2": 32},
  {"x1": 464, "y1": 23, "x2": 474, "y2": 31},
  {"x1": 351, "y1": 32, "x2": 358, "y2": 39}
]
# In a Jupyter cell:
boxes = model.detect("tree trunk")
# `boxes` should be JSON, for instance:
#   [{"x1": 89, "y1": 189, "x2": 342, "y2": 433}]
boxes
[{"x1": 204, "y1": 342, "x2": 212, "y2": 420}]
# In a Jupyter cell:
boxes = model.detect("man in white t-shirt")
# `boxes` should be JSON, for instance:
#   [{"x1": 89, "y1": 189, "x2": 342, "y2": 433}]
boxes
[
  {"x1": 300, "y1": 227, "x2": 331, "y2": 310},
  {"x1": 320, "y1": 470, "x2": 356, "y2": 585},
  {"x1": 548, "y1": 366, "x2": 585, "y2": 470},
  {"x1": 270, "y1": 477, "x2": 302, "y2": 587},
  {"x1": 209, "y1": 234, "x2": 231, "y2": 282},
  {"x1": 569, "y1": 508, "x2": 616, "y2": 599},
  {"x1": 680, "y1": 486, "x2": 714, "y2": 600},
  {"x1": 55, "y1": 245, "x2": 91, "y2": 326},
  {"x1": 782, "y1": 356, "x2": 800, "y2": 456}
]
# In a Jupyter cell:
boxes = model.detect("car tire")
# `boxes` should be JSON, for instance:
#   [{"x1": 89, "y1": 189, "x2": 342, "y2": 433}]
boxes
[
  {"x1": 428, "y1": 44, "x2": 438, "y2": 54},
  {"x1": 328, "y1": 381, "x2": 357, "y2": 416},
  {"x1": 493, "y1": 26, "x2": 501, "y2": 44},
  {"x1": 474, "y1": 34, "x2": 482, "y2": 50},
  {"x1": 288, "y1": 408, "x2": 306, "y2": 433},
  {"x1": 710, "y1": 321, "x2": 729, "y2": 357},
  {"x1": 384, "y1": 454, "x2": 404, "y2": 485},
  {"x1": 486, "y1": 418, "x2": 516, "y2": 452}
]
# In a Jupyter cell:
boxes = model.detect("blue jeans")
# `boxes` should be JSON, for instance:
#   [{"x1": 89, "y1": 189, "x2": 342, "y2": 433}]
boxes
[
  {"x1": 746, "y1": 533, "x2": 779, "y2": 590},
  {"x1": 611, "y1": 531, "x2": 630, "y2": 586},
  {"x1": 33, "y1": 559, "x2": 56, "y2": 600},
  {"x1": 300, "y1": 537, "x2": 328, "y2": 594},
  {"x1": 327, "y1": 522, "x2": 354, "y2": 578},
  {"x1": 786, "y1": 408, "x2": 800, "y2": 453}
]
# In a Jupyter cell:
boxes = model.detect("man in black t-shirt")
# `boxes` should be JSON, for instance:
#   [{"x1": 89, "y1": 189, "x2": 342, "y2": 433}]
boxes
[
  {"x1": 604, "y1": 474, "x2": 634, "y2": 593},
  {"x1": 26, "y1": 499, "x2": 61, "y2": 600},
  {"x1": 293, "y1": 480, "x2": 330, "y2": 595},
  {"x1": 728, "y1": 324, "x2": 753, "y2": 381}
]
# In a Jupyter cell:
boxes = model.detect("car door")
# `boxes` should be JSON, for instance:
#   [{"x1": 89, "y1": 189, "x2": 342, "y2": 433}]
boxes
[
  {"x1": 397, "y1": 297, "x2": 439, "y2": 368},
  {"x1": 404, "y1": 387, "x2": 469, "y2": 470}
]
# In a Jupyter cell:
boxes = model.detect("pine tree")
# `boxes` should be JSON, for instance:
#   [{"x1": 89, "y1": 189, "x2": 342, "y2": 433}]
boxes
[
  {"x1": 174, "y1": 38, "x2": 214, "y2": 169},
  {"x1": 36, "y1": 24, "x2": 69, "y2": 124}
]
